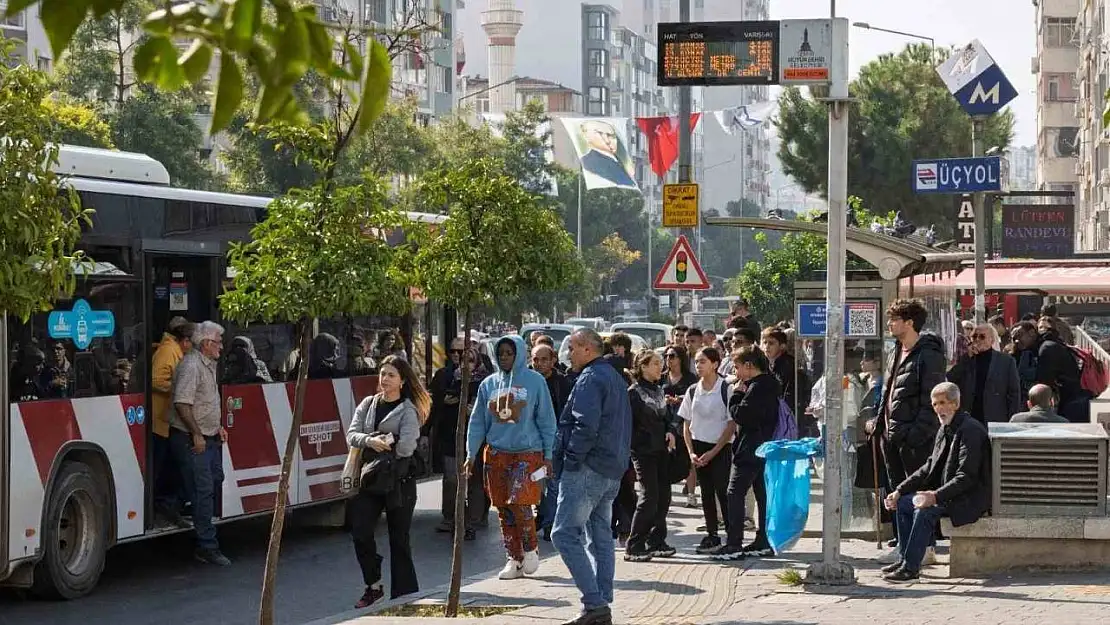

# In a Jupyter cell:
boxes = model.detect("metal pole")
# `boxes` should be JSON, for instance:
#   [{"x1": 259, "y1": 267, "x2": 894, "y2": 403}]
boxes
[
  {"x1": 972, "y1": 117, "x2": 986, "y2": 324},
  {"x1": 807, "y1": 8, "x2": 855, "y2": 586},
  {"x1": 577, "y1": 168, "x2": 584, "y2": 318},
  {"x1": 678, "y1": 0, "x2": 697, "y2": 314}
]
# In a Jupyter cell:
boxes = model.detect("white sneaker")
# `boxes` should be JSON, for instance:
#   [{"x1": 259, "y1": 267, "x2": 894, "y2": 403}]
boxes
[
  {"x1": 685, "y1": 492, "x2": 698, "y2": 508},
  {"x1": 876, "y1": 549, "x2": 901, "y2": 565},
  {"x1": 522, "y1": 550, "x2": 540, "y2": 575},
  {"x1": 922, "y1": 546, "x2": 937, "y2": 566},
  {"x1": 498, "y1": 559, "x2": 524, "y2": 580}
]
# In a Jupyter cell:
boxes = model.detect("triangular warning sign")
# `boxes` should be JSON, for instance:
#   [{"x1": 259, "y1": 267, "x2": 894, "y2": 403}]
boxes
[{"x1": 654, "y1": 235, "x2": 710, "y2": 290}]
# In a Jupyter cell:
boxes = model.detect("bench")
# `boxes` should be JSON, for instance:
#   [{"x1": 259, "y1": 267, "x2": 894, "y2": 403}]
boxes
[{"x1": 941, "y1": 516, "x2": 1110, "y2": 576}]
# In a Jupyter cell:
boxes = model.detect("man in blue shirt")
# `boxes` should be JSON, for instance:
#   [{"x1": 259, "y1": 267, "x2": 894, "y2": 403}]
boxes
[{"x1": 552, "y1": 329, "x2": 632, "y2": 625}]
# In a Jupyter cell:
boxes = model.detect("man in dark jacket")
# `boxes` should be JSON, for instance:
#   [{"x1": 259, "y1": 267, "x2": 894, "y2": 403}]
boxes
[
  {"x1": 873, "y1": 299, "x2": 948, "y2": 497},
  {"x1": 1010, "y1": 383, "x2": 1069, "y2": 423},
  {"x1": 760, "y1": 327, "x2": 804, "y2": 419},
  {"x1": 552, "y1": 329, "x2": 632, "y2": 625},
  {"x1": 1035, "y1": 318, "x2": 1088, "y2": 422},
  {"x1": 882, "y1": 382, "x2": 991, "y2": 582},
  {"x1": 945, "y1": 323, "x2": 1022, "y2": 424},
  {"x1": 1010, "y1": 321, "x2": 1040, "y2": 398},
  {"x1": 714, "y1": 346, "x2": 780, "y2": 560}
]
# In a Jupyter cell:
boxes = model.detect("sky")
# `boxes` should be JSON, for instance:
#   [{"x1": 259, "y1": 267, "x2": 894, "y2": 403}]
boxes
[{"x1": 459, "y1": 0, "x2": 1039, "y2": 147}]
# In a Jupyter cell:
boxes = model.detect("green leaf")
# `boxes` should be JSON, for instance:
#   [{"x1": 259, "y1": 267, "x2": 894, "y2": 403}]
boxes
[
  {"x1": 227, "y1": 0, "x2": 260, "y2": 51},
  {"x1": 88, "y1": 0, "x2": 121, "y2": 19},
  {"x1": 178, "y1": 39, "x2": 213, "y2": 84},
  {"x1": 133, "y1": 36, "x2": 184, "y2": 89},
  {"x1": 358, "y1": 40, "x2": 391, "y2": 134},
  {"x1": 281, "y1": 10, "x2": 310, "y2": 79},
  {"x1": 211, "y1": 53, "x2": 244, "y2": 134},
  {"x1": 4, "y1": 0, "x2": 38, "y2": 16},
  {"x1": 256, "y1": 84, "x2": 291, "y2": 123},
  {"x1": 40, "y1": 0, "x2": 91, "y2": 59}
]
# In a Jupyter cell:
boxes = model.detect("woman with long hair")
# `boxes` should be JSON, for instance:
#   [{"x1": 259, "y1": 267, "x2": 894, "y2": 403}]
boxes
[
  {"x1": 678, "y1": 347, "x2": 735, "y2": 555},
  {"x1": 346, "y1": 355, "x2": 431, "y2": 608},
  {"x1": 625, "y1": 348, "x2": 678, "y2": 562},
  {"x1": 662, "y1": 345, "x2": 698, "y2": 508}
]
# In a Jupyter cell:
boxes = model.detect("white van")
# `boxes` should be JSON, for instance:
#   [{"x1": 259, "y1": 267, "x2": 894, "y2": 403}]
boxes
[
  {"x1": 565, "y1": 317, "x2": 608, "y2": 332},
  {"x1": 609, "y1": 322, "x2": 672, "y2": 350}
]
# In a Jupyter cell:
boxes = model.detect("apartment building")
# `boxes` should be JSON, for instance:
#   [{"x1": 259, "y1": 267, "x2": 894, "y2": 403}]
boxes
[
  {"x1": 1076, "y1": 0, "x2": 1110, "y2": 250},
  {"x1": 460, "y1": 75, "x2": 582, "y2": 114},
  {"x1": 1, "y1": 0, "x2": 50, "y2": 70},
  {"x1": 1034, "y1": 0, "x2": 1080, "y2": 204}
]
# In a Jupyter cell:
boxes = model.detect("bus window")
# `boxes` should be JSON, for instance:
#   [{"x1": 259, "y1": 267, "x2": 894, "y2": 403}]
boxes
[
  {"x1": 8, "y1": 276, "x2": 146, "y2": 402},
  {"x1": 221, "y1": 322, "x2": 297, "y2": 383}
]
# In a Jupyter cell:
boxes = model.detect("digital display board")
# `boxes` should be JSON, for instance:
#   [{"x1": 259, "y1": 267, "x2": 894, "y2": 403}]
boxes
[{"x1": 658, "y1": 21, "x2": 780, "y2": 86}]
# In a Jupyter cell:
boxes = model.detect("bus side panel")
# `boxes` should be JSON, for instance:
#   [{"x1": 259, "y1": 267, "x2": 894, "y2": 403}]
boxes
[
  {"x1": 8, "y1": 404, "x2": 46, "y2": 562},
  {"x1": 70, "y1": 395, "x2": 147, "y2": 539},
  {"x1": 292, "y1": 379, "x2": 352, "y2": 504},
  {"x1": 221, "y1": 382, "x2": 286, "y2": 516}
]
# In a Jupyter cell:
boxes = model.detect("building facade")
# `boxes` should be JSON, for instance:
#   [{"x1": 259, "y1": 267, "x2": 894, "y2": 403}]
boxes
[
  {"x1": 1076, "y1": 0, "x2": 1110, "y2": 250},
  {"x1": 1034, "y1": 0, "x2": 1080, "y2": 206},
  {"x1": 1, "y1": 1, "x2": 50, "y2": 70},
  {"x1": 460, "y1": 75, "x2": 581, "y2": 114}
]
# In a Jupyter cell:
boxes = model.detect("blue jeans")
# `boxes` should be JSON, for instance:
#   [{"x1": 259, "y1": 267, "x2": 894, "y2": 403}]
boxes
[
  {"x1": 169, "y1": 429, "x2": 223, "y2": 551},
  {"x1": 896, "y1": 494, "x2": 946, "y2": 573},
  {"x1": 537, "y1": 477, "x2": 558, "y2": 533},
  {"x1": 551, "y1": 466, "x2": 621, "y2": 611}
]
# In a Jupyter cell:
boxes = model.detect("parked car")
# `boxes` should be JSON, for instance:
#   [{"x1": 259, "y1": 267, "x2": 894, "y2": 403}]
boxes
[
  {"x1": 520, "y1": 323, "x2": 583, "y2": 349},
  {"x1": 558, "y1": 332, "x2": 647, "y2": 369},
  {"x1": 609, "y1": 322, "x2": 672, "y2": 350},
  {"x1": 564, "y1": 317, "x2": 608, "y2": 332}
]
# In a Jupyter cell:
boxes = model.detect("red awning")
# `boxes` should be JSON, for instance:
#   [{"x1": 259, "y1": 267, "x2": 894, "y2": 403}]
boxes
[{"x1": 922, "y1": 265, "x2": 1110, "y2": 292}]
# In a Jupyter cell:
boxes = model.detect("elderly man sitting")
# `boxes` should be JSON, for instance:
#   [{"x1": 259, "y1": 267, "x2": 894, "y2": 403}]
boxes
[{"x1": 882, "y1": 382, "x2": 991, "y2": 582}]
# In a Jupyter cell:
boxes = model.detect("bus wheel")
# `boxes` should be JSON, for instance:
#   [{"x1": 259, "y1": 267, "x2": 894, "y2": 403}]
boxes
[{"x1": 31, "y1": 461, "x2": 109, "y2": 599}]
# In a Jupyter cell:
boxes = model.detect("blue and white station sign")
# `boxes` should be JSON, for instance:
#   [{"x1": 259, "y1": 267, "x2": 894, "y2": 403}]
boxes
[
  {"x1": 936, "y1": 39, "x2": 1017, "y2": 116},
  {"x1": 912, "y1": 156, "x2": 1008, "y2": 194}
]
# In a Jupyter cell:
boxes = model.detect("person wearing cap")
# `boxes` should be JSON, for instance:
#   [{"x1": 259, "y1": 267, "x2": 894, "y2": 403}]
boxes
[{"x1": 152, "y1": 316, "x2": 194, "y2": 527}]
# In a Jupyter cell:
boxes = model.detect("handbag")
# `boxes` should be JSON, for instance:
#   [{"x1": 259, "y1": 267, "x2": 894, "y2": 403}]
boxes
[
  {"x1": 340, "y1": 447, "x2": 362, "y2": 493},
  {"x1": 359, "y1": 452, "x2": 396, "y2": 495}
]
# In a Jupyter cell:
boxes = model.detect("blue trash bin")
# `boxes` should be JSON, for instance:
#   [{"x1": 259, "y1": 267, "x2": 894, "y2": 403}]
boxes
[{"x1": 755, "y1": 437, "x2": 822, "y2": 554}]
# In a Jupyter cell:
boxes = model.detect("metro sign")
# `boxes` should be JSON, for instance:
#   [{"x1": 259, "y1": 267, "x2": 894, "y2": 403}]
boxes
[
  {"x1": 936, "y1": 40, "x2": 1017, "y2": 116},
  {"x1": 915, "y1": 163, "x2": 938, "y2": 190}
]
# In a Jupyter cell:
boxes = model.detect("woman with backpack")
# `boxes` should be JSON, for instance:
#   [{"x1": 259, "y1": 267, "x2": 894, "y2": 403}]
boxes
[
  {"x1": 625, "y1": 348, "x2": 678, "y2": 562},
  {"x1": 345, "y1": 356, "x2": 432, "y2": 609},
  {"x1": 678, "y1": 347, "x2": 735, "y2": 555}
]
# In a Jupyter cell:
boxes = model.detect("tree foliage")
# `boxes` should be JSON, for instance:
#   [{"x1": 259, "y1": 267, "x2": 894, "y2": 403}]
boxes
[
  {"x1": 9, "y1": 0, "x2": 396, "y2": 135},
  {"x1": 585, "y1": 233, "x2": 641, "y2": 293},
  {"x1": 776, "y1": 44, "x2": 1014, "y2": 237},
  {"x1": 51, "y1": 0, "x2": 152, "y2": 106},
  {"x1": 44, "y1": 97, "x2": 114, "y2": 148},
  {"x1": 0, "y1": 51, "x2": 91, "y2": 320},
  {"x1": 111, "y1": 85, "x2": 220, "y2": 189}
]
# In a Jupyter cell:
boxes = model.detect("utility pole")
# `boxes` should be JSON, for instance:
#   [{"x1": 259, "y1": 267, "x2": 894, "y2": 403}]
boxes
[
  {"x1": 971, "y1": 117, "x2": 987, "y2": 324},
  {"x1": 806, "y1": 5, "x2": 855, "y2": 586},
  {"x1": 678, "y1": 0, "x2": 697, "y2": 313}
]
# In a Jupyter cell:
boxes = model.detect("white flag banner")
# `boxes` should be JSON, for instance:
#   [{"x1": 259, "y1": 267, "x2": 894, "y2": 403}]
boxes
[
  {"x1": 712, "y1": 101, "x2": 778, "y2": 135},
  {"x1": 482, "y1": 113, "x2": 560, "y2": 196},
  {"x1": 558, "y1": 117, "x2": 639, "y2": 191}
]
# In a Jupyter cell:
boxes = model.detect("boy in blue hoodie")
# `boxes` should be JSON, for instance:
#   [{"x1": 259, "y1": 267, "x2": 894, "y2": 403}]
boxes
[{"x1": 465, "y1": 335, "x2": 557, "y2": 580}]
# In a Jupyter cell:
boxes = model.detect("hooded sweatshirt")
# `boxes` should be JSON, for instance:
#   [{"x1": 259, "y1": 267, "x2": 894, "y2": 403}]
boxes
[{"x1": 466, "y1": 335, "x2": 557, "y2": 460}]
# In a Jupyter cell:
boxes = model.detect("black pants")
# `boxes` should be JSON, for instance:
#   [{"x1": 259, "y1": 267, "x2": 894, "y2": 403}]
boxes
[
  {"x1": 349, "y1": 478, "x2": 418, "y2": 598},
  {"x1": 692, "y1": 440, "x2": 730, "y2": 537},
  {"x1": 726, "y1": 460, "x2": 767, "y2": 548},
  {"x1": 627, "y1": 452, "x2": 672, "y2": 552},
  {"x1": 881, "y1": 437, "x2": 930, "y2": 545},
  {"x1": 611, "y1": 465, "x2": 637, "y2": 537}
]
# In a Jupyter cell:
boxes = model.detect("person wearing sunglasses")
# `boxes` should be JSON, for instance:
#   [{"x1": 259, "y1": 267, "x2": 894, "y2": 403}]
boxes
[
  {"x1": 945, "y1": 324, "x2": 1021, "y2": 425},
  {"x1": 661, "y1": 347, "x2": 698, "y2": 508}
]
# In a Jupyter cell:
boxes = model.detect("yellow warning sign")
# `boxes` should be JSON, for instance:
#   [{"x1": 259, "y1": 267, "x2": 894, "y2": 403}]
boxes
[{"x1": 662, "y1": 183, "x2": 699, "y2": 228}]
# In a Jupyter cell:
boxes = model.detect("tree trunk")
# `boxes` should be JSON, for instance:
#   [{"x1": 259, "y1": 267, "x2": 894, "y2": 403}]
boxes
[
  {"x1": 258, "y1": 319, "x2": 312, "y2": 625},
  {"x1": 445, "y1": 308, "x2": 472, "y2": 617}
]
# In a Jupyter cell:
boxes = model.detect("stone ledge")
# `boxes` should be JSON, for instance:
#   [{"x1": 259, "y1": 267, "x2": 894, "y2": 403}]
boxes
[{"x1": 941, "y1": 516, "x2": 1110, "y2": 540}]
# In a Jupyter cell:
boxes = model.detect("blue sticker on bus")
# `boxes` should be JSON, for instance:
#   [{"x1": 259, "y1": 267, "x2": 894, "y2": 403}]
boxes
[
  {"x1": 47, "y1": 299, "x2": 115, "y2": 349},
  {"x1": 135, "y1": 406, "x2": 145, "y2": 425},
  {"x1": 126, "y1": 406, "x2": 136, "y2": 425}
]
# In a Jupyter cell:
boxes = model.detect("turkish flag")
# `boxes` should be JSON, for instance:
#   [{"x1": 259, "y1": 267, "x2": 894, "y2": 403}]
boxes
[{"x1": 636, "y1": 114, "x2": 701, "y2": 179}]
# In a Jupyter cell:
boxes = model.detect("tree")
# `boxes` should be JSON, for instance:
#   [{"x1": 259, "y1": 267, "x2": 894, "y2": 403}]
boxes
[
  {"x1": 51, "y1": 0, "x2": 152, "y2": 106},
  {"x1": 44, "y1": 97, "x2": 114, "y2": 148},
  {"x1": 0, "y1": 45, "x2": 91, "y2": 320},
  {"x1": 496, "y1": 99, "x2": 559, "y2": 201},
  {"x1": 700, "y1": 197, "x2": 772, "y2": 288},
  {"x1": 216, "y1": 16, "x2": 397, "y2": 625},
  {"x1": 13, "y1": 0, "x2": 395, "y2": 135},
  {"x1": 409, "y1": 156, "x2": 580, "y2": 617},
  {"x1": 776, "y1": 44, "x2": 1014, "y2": 237},
  {"x1": 584, "y1": 233, "x2": 642, "y2": 296}
]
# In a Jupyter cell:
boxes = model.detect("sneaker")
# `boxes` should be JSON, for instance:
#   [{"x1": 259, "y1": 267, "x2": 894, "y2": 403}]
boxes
[
  {"x1": 436, "y1": 519, "x2": 453, "y2": 533},
  {"x1": 883, "y1": 568, "x2": 920, "y2": 582},
  {"x1": 886, "y1": 538, "x2": 898, "y2": 549},
  {"x1": 880, "y1": 561, "x2": 905, "y2": 574},
  {"x1": 685, "y1": 493, "x2": 698, "y2": 508},
  {"x1": 695, "y1": 535, "x2": 722, "y2": 555},
  {"x1": 922, "y1": 546, "x2": 937, "y2": 566},
  {"x1": 498, "y1": 559, "x2": 524, "y2": 580},
  {"x1": 624, "y1": 549, "x2": 653, "y2": 562},
  {"x1": 354, "y1": 584, "x2": 384, "y2": 609},
  {"x1": 522, "y1": 549, "x2": 540, "y2": 575},
  {"x1": 744, "y1": 518, "x2": 757, "y2": 531},
  {"x1": 541, "y1": 527, "x2": 552, "y2": 542},
  {"x1": 711, "y1": 544, "x2": 747, "y2": 561},
  {"x1": 876, "y1": 549, "x2": 902, "y2": 564},
  {"x1": 194, "y1": 548, "x2": 231, "y2": 566},
  {"x1": 742, "y1": 542, "x2": 775, "y2": 558},
  {"x1": 649, "y1": 543, "x2": 677, "y2": 558},
  {"x1": 561, "y1": 605, "x2": 613, "y2": 625}
]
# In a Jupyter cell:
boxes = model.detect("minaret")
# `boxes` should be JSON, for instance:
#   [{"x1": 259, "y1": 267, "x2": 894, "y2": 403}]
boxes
[{"x1": 481, "y1": 0, "x2": 523, "y2": 114}]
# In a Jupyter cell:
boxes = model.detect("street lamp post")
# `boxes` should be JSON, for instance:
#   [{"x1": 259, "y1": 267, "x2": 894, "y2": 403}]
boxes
[{"x1": 852, "y1": 21, "x2": 935, "y2": 63}]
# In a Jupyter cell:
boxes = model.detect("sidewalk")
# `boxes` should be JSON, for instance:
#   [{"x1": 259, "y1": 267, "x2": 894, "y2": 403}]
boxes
[{"x1": 307, "y1": 494, "x2": 1110, "y2": 625}]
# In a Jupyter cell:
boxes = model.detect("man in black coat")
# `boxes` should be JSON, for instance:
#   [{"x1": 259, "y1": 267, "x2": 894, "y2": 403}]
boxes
[
  {"x1": 714, "y1": 346, "x2": 781, "y2": 560},
  {"x1": 945, "y1": 323, "x2": 1022, "y2": 424},
  {"x1": 1034, "y1": 318, "x2": 1088, "y2": 422},
  {"x1": 882, "y1": 382, "x2": 991, "y2": 582}
]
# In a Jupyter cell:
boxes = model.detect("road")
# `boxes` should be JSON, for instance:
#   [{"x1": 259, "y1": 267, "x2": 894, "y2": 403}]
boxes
[{"x1": 0, "y1": 479, "x2": 550, "y2": 625}]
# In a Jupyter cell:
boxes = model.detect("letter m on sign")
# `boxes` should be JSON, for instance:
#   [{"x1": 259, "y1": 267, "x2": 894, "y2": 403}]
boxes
[
  {"x1": 969, "y1": 81, "x2": 1000, "y2": 105},
  {"x1": 953, "y1": 63, "x2": 1017, "y2": 116}
]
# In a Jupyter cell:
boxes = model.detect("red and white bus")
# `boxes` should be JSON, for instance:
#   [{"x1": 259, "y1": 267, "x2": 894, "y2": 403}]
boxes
[{"x1": 1, "y1": 146, "x2": 444, "y2": 598}]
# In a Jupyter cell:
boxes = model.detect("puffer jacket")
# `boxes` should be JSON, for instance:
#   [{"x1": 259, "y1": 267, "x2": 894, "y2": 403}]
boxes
[
  {"x1": 628, "y1": 379, "x2": 673, "y2": 456},
  {"x1": 878, "y1": 333, "x2": 948, "y2": 450}
]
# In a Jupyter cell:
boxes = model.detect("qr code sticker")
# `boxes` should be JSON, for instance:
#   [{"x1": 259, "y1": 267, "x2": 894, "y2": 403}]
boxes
[{"x1": 847, "y1": 306, "x2": 878, "y2": 337}]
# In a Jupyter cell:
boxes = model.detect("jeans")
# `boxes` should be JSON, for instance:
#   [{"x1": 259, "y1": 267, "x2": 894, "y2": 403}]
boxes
[
  {"x1": 895, "y1": 494, "x2": 947, "y2": 573},
  {"x1": 169, "y1": 429, "x2": 222, "y2": 550},
  {"x1": 537, "y1": 477, "x2": 558, "y2": 534},
  {"x1": 692, "y1": 440, "x2": 730, "y2": 536},
  {"x1": 726, "y1": 460, "x2": 767, "y2": 549},
  {"x1": 350, "y1": 478, "x2": 419, "y2": 598},
  {"x1": 441, "y1": 455, "x2": 488, "y2": 529},
  {"x1": 628, "y1": 453, "x2": 671, "y2": 553},
  {"x1": 551, "y1": 466, "x2": 621, "y2": 611}
]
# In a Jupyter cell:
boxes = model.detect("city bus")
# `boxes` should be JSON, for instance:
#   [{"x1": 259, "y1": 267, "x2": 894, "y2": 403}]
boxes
[{"x1": 0, "y1": 146, "x2": 445, "y2": 599}]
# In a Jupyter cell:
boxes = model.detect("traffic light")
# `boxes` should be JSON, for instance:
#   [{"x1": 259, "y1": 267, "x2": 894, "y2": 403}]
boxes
[{"x1": 676, "y1": 251, "x2": 688, "y2": 282}]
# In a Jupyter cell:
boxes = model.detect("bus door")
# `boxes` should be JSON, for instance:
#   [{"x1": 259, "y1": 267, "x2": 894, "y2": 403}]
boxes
[{"x1": 142, "y1": 243, "x2": 222, "y2": 528}]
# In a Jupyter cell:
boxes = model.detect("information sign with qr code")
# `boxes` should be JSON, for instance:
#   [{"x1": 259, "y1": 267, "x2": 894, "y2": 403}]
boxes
[{"x1": 796, "y1": 299, "x2": 881, "y2": 338}]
